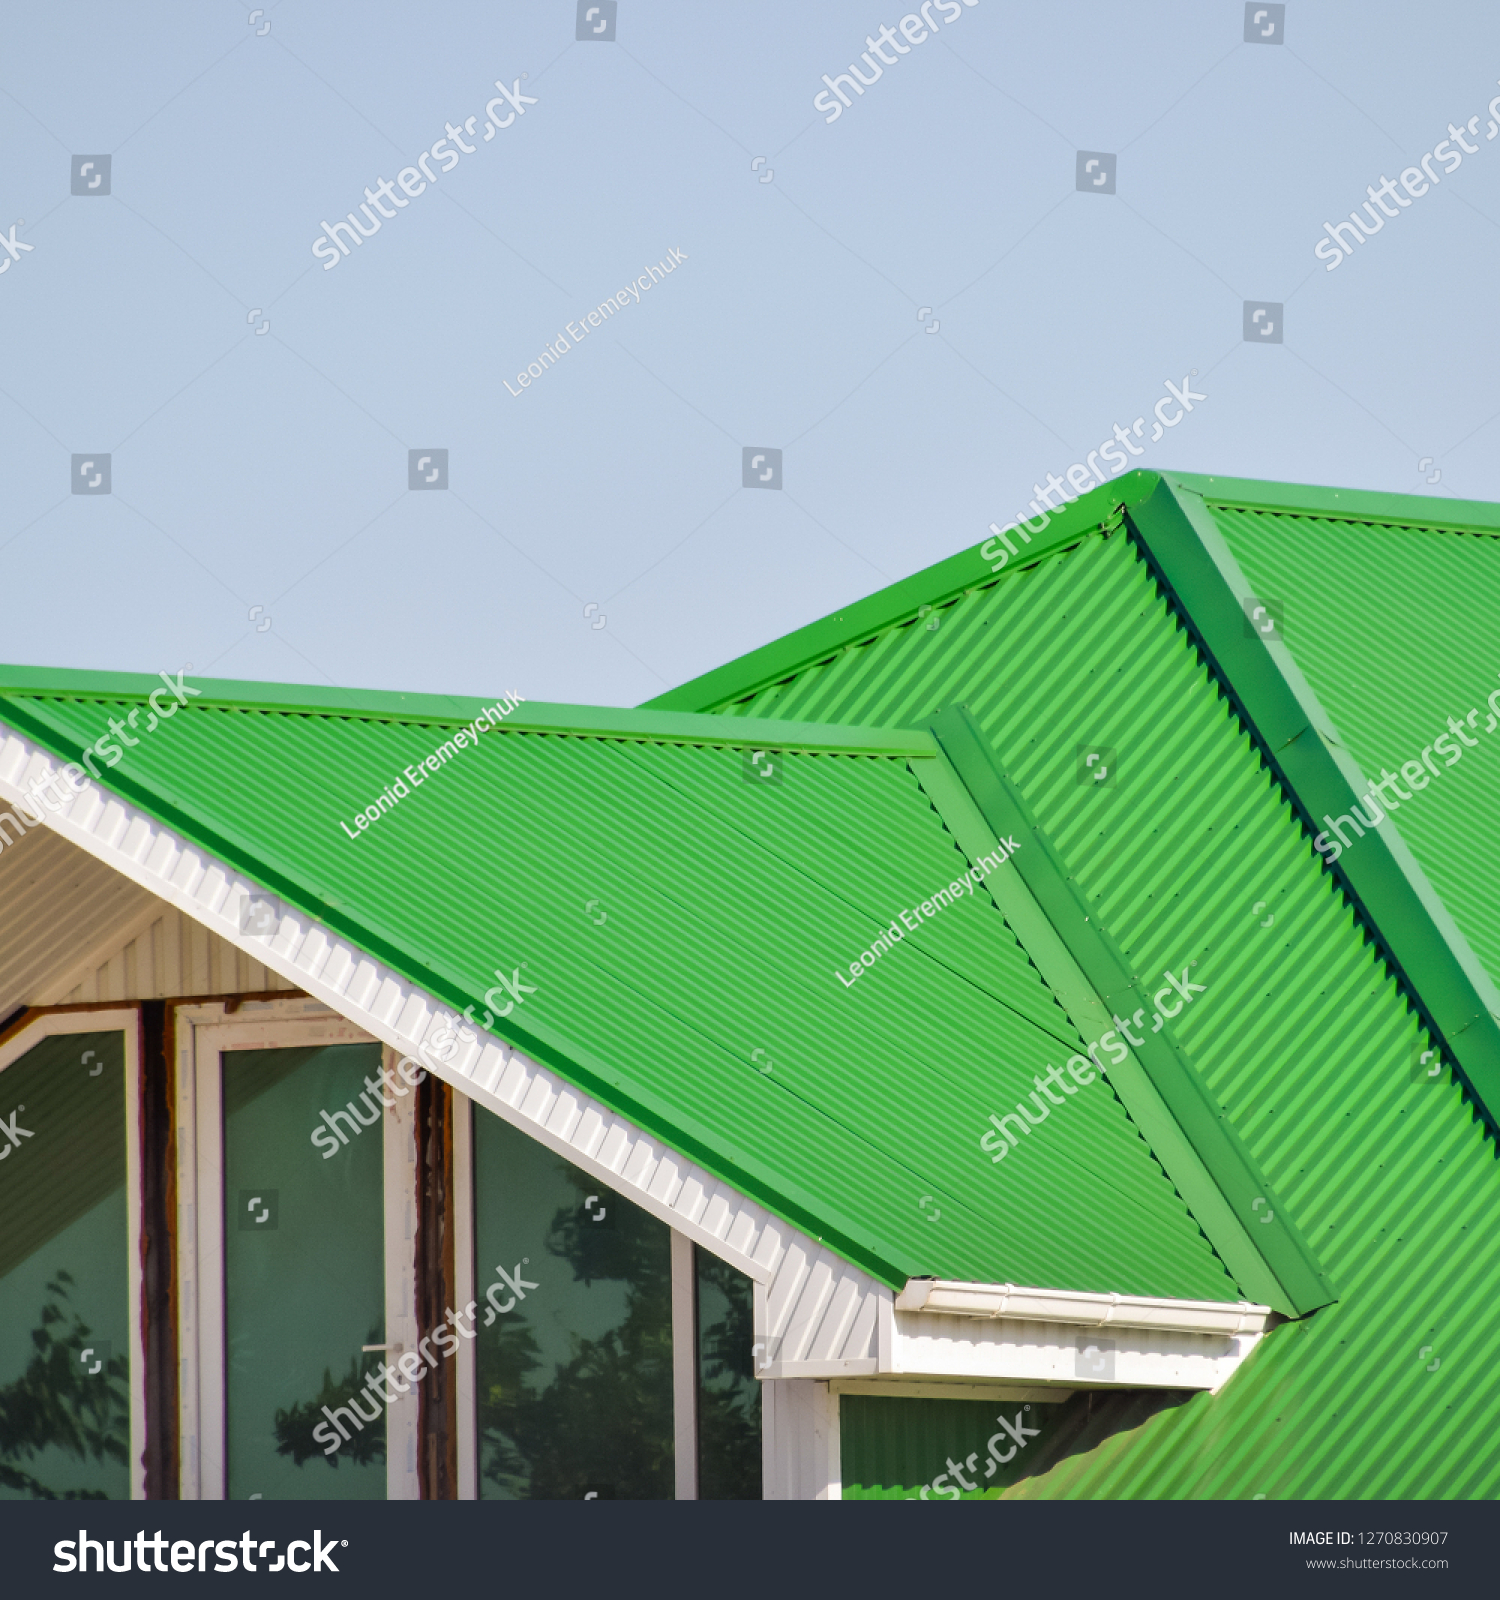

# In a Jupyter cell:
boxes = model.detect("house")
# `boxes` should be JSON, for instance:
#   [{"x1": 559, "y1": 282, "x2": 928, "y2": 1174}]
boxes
[{"x1": 1, "y1": 467, "x2": 1495, "y2": 1501}]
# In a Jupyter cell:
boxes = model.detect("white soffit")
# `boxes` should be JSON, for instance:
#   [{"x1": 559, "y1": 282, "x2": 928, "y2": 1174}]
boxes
[
  {"x1": 0, "y1": 725, "x2": 1266, "y2": 1396},
  {"x1": 0, "y1": 823, "x2": 155, "y2": 1016},
  {"x1": 0, "y1": 822, "x2": 295, "y2": 1013}
]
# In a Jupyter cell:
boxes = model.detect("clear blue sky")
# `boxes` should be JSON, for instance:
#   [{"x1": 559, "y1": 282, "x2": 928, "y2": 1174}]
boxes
[{"x1": 3, "y1": 1, "x2": 1497, "y2": 707}]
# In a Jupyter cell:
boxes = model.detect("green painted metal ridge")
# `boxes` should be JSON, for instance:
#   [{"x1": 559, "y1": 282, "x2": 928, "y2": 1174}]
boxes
[
  {"x1": 1128, "y1": 478, "x2": 1500, "y2": 1138},
  {"x1": 641, "y1": 472, "x2": 1166, "y2": 715},
  {"x1": 927, "y1": 705, "x2": 1337, "y2": 1318},
  {"x1": 0, "y1": 673, "x2": 934, "y2": 759},
  {"x1": 913, "y1": 752, "x2": 1244, "y2": 1304},
  {"x1": 489, "y1": 702, "x2": 936, "y2": 757},
  {"x1": 0, "y1": 665, "x2": 510, "y2": 723},
  {"x1": 0, "y1": 695, "x2": 910, "y2": 1290},
  {"x1": 1164, "y1": 471, "x2": 1500, "y2": 537}
]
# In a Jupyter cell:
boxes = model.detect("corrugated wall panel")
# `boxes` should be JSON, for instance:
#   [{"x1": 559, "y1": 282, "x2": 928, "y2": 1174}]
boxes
[
  {"x1": 0, "y1": 823, "x2": 153, "y2": 1016},
  {"x1": 43, "y1": 902, "x2": 297, "y2": 1004},
  {"x1": 840, "y1": 1392, "x2": 1073, "y2": 1499},
  {"x1": 0, "y1": 822, "x2": 297, "y2": 1013}
]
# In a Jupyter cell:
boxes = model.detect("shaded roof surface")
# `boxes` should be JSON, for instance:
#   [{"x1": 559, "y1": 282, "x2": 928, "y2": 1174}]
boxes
[
  {"x1": 0, "y1": 674, "x2": 1235, "y2": 1300},
  {"x1": 653, "y1": 470, "x2": 1500, "y2": 1496}
]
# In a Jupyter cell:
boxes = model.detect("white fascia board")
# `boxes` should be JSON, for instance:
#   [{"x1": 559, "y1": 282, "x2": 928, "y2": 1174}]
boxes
[
  {"x1": 893, "y1": 1310, "x2": 1262, "y2": 1393},
  {"x1": 756, "y1": 1358, "x2": 879, "y2": 1380},
  {"x1": 895, "y1": 1279, "x2": 1270, "y2": 1336}
]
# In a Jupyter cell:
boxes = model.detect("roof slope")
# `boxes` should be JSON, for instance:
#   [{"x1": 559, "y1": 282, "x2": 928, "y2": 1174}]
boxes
[
  {"x1": 651, "y1": 470, "x2": 1500, "y2": 1496},
  {"x1": 1184, "y1": 473, "x2": 1500, "y2": 993},
  {"x1": 0, "y1": 673, "x2": 1236, "y2": 1301}
]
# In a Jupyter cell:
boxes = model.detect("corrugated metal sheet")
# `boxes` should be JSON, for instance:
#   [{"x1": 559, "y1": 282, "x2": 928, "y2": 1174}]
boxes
[
  {"x1": 0, "y1": 687, "x2": 1234, "y2": 1303},
  {"x1": 699, "y1": 509, "x2": 1500, "y2": 1497},
  {"x1": 0, "y1": 711, "x2": 905, "y2": 1400},
  {"x1": 1205, "y1": 502, "x2": 1500, "y2": 991},
  {"x1": 840, "y1": 1391, "x2": 1071, "y2": 1498}
]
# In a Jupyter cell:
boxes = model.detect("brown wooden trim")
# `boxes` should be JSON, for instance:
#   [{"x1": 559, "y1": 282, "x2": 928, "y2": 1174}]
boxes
[
  {"x1": 138, "y1": 1001, "x2": 179, "y2": 1498},
  {"x1": 414, "y1": 1073, "x2": 458, "y2": 1498},
  {"x1": 0, "y1": 991, "x2": 307, "y2": 1050}
]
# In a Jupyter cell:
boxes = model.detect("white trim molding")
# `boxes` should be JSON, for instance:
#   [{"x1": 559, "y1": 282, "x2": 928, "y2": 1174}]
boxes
[
  {"x1": 173, "y1": 1000, "x2": 383, "y2": 1499},
  {"x1": 895, "y1": 1279, "x2": 1269, "y2": 1335},
  {"x1": 830, "y1": 1379, "x2": 1068, "y2": 1404},
  {"x1": 888, "y1": 1279, "x2": 1269, "y2": 1395}
]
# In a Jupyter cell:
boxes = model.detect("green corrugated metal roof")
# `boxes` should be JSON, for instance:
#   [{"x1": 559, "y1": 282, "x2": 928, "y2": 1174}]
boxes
[
  {"x1": 653, "y1": 470, "x2": 1500, "y2": 1495},
  {"x1": 0, "y1": 675, "x2": 1235, "y2": 1301},
  {"x1": 1196, "y1": 490, "x2": 1500, "y2": 992},
  {"x1": 10, "y1": 466, "x2": 1498, "y2": 1492}
]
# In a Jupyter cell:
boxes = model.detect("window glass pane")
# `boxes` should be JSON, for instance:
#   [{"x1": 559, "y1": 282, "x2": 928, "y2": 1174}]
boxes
[
  {"x1": 473, "y1": 1110, "x2": 673, "y2": 1499},
  {"x1": 694, "y1": 1247, "x2": 761, "y2": 1499},
  {"x1": 221, "y1": 1043, "x2": 385, "y2": 1501},
  {"x1": 0, "y1": 1031, "x2": 130, "y2": 1501}
]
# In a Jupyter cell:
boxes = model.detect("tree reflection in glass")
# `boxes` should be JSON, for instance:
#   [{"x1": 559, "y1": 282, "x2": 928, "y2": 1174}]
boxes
[
  {"x1": 0, "y1": 1032, "x2": 130, "y2": 1500},
  {"x1": 474, "y1": 1114, "x2": 673, "y2": 1499}
]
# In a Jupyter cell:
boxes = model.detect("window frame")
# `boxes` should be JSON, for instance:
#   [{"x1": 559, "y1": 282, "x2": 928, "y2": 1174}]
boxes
[
  {"x1": 173, "y1": 1000, "x2": 417, "y2": 1500},
  {"x1": 450, "y1": 1083, "x2": 757, "y2": 1500},
  {"x1": 0, "y1": 1007, "x2": 146, "y2": 1500}
]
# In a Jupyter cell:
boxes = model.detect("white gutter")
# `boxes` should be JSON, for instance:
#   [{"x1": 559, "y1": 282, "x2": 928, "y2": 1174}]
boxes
[{"x1": 895, "y1": 1279, "x2": 1270, "y2": 1337}]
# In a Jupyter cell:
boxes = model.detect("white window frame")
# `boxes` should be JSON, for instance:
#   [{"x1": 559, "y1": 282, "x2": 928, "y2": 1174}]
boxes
[
  {"x1": 0, "y1": 1007, "x2": 146, "y2": 1500},
  {"x1": 174, "y1": 999, "x2": 417, "y2": 1500}
]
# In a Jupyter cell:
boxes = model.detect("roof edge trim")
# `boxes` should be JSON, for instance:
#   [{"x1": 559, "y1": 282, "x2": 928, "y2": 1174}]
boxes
[
  {"x1": 641, "y1": 472, "x2": 1164, "y2": 714},
  {"x1": 486, "y1": 702, "x2": 936, "y2": 757},
  {"x1": 0, "y1": 678, "x2": 934, "y2": 760},
  {"x1": 0, "y1": 667, "x2": 513, "y2": 723}
]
